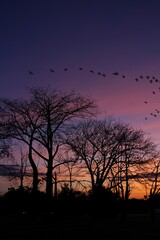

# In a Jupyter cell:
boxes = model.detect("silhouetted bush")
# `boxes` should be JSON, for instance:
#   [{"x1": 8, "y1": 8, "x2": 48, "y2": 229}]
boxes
[
  {"x1": 0, "y1": 187, "x2": 52, "y2": 218},
  {"x1": 55, "y1": 184, "x2": 89, "y2": 218},
  {"x1": 125, "y1": 199, "x2": 149, "y2": 214},
  {"x1": 87, "y1": 187, "x2": 119, "y2": 219}
]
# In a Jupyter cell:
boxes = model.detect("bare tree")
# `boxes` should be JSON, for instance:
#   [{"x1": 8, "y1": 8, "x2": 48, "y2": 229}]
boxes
[
  {"x1": 28, "y1": 87, "x2": 97, "y2": 198},
  {"x1": 14, "y1": 146, "x2": 30, "y2": 190},
  {"x1": 0, "y1": 98, "x2": 41, "y2": 192},
  {"x1": 55, "y1": 151, "x2": 88, "y2": 194},
  {"x1": 111, "y1": 127, "x2": 157, "y2": 201},
  {"x1": 0, "y1": 120, "x2": 10, "y2": 158},
  {"x1": 65, "y1": 118, "x2": 157, "y2": 198},
  {"x1": 65, "y1": 118, "x2": 125, "y2": 194},
  {"x1": 0, "y1": 87, "x2": 97, "y2": 198},
  {"x1": 139, "y1": 157, "x2": 160, "y2": 197}
]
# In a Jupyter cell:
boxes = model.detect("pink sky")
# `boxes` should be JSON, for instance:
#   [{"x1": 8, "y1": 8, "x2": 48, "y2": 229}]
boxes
[{"x1": 1, "y1": 0, "x2": 160, "y2": 197}]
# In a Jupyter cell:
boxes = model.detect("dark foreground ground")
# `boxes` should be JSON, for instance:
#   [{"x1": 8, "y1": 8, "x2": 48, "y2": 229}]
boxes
[{"x1": 1, "y1": 213, "x2": 160, "y2": 240}]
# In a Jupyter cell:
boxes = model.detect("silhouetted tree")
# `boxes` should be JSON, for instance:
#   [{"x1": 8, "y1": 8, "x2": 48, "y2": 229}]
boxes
[
  {"x1": 0, "y1": 121, "x2": 10, "y2": 158},
  {"x1": 112, "y1": 127, "x2": 157, "y2": 200},
  {"x1": 112, "y1": 126, "x2": 157, "y2": 222},
  {"x1": 65, "y1": 118, "x2": 132, "y2": 193},
  {"x1": 52, "y1": 150, "x2": 88, "y2": 196},
  {"x1": 138, "y1": 157, "x2": 160, "y2": 221},
  {"x1": 28, "y1": 87, "x2": 97, "y2": 198},
  {"x1": 0, "y1": 87, "x2": 97, "y2": 198},
  {"x1": 148, "y1": 158, "x2": 160, "y2": 196},
  {"x1": 0, "y1": 97, "x2": 41, "y2": 192},
  {"x1": 65, "y1": 117, "x2": 157, "y2": 216},
  {"x1": 10, "y1": 146, "x2": 31, "y2": 189}
]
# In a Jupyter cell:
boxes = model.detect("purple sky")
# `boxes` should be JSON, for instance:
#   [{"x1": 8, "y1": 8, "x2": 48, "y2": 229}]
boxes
[
  {"x1": 1, "y1": 0, "x2": 160, "y2": 195},
  {"x1": 1, "y1": 0, "x2": 160, "y2": 143}
]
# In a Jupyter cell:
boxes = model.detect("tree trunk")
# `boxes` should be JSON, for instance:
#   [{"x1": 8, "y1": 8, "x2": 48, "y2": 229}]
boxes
[
  {"x1": 46, "y1": 159, "x2": 53, "y2": 198},
  {"x1": 29, "y1": 144, "x2": 39, "y2": 192},
  {"x1": 54, "y1": 171, "x2": 58, "y2": 199}
]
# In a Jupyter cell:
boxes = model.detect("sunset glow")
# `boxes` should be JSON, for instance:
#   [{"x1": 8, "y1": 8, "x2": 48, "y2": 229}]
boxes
[{"x1": 1, "y1": 0, "x2": 160, "y2": 199}]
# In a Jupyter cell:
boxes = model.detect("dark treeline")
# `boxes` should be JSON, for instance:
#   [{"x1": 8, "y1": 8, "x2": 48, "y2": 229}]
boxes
[
  {"x1": 0, "y1": 185, "x2": 159, "y2": 226},
  {"x1": 0, "y1": 86, "x2": 160, "y2": 223},
  {"x1": 0, "y1": 186, "x2": 154, "y2": 223}
]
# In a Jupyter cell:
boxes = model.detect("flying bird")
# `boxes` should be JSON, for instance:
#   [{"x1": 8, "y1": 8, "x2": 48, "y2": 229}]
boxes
[
  {"x1": 90, "y1": 70, "x2": 94, "y2": 73},
  {"x1": 122, "y1": 75, "x2": 126, "y2": 78},
  {"x1": 28, "y1": 71, "x2": 34, "y2": 75},
  {"x1": 79, "y1": 67, "x2": 83, "y2": 70},
  {"x1": 102, "y1": 73, "x2": 106, "y2": 77},
  {"x1": 144, "y1": 101, "x2": 148, "y2": 104},
  {"x1": 149, "y1": 80, "x2": 153, "y2": 83},
  {"x1": 112, "y1": 72, "x2": 119, "y2": 76},
  {"x1": 98, "y1": 72, "x2": 101, "y2": 75},
  {"x1": 152, "y1": 91, "x2": 156, "y2": 94},
  {"x1": 64, "y1": 68, "x2": 68, "y2": 71},
  {"x1": 135, "y1": 78, "x2": 139, "y2": 82},
  {"x1": 49, "y1": 68, "x2": 54, "y2": 72}
]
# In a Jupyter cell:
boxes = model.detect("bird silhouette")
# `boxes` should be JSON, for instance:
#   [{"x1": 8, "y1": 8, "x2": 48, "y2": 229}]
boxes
[
  {"x1": 112, "y1": 72, "x2": 119, "y2": 76},
  {"x1": 28, "y1": 71, "x2": 34, "y2": 75},
  {"x1": 98, "y1": 72, "x2": 101, "y2": 75},
  {"x1": 64, "y1": 68, "x2": 68, "y2": 71},
  {"x1": 49, "y1": 68, "x2": 54, "y2": 72},
  {"x1": 102, "y1": 73, "x2": 106, "y2": 77},
  {"x1": 79, "y1": 67, "x2": 83, "y2": 70},
  {"x1": 149, "y1": 80, "x2": 153, "y2": 83},
  {"x1": 145, "y1": 117, "x2": 148, "y2": 120},
  {"x1": 139, "y1": 75, "x2": 143, "y2": 79},
  {"x1": 90, "y1": 70, "x2": 94, "y2": 73},
  {"x1": 122, "y1": 75, "x2": 126, "y2": 78},
  {"x1": 135, "y1": 78, "x2": 139, "y2": 82},
  {"x1": 144, "y1": 101, "x2": 148, "y2": 104},
  {"x1": 152, "y1": 91, "x2": 156, "y2": 94}
]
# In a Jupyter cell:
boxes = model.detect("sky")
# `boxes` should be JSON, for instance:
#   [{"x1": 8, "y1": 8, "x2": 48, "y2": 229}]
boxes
[{"x1": 1, "y1": 0, "x2": 160, "y2": 196}]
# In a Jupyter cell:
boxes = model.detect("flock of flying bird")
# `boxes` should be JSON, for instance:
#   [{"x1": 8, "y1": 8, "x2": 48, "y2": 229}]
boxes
[
  {"x1": 28, "y1": 67, "x2": 125, "y2": 78},
  {"x1": 27, "y1": 67, "x2": 160, "y2": 121},
  {"x1": 134, "y1": 74, "x2": 160, "y2": 120}
]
